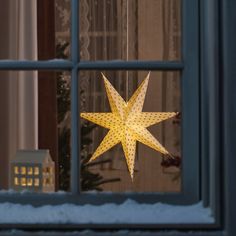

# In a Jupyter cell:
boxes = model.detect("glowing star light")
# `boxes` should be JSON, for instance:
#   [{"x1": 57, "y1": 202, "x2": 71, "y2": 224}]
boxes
[{"x1": 80, "y1": 73, "x2": 177, "y2": 179}]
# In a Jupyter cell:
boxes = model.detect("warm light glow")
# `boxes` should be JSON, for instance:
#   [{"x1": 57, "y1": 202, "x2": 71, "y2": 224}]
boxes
[
  {"x1": 21, "y1": 166, "x2": 26, "y2": 175},
  {"x1": 34, "y1": 167, "x2": 39, "y2": 175},
  {"x1": 14, "y1": 166, "x2": 19, "y2": 174},
  {"x1": 14, "y1": 177, "x2": 19, "y2": 185},
  {"x1": 34, "y1": 178, "x2": 39, "y2": 186},
  {"x1": 27, "y1": 178, "x2": 33, "y2": 186},
  {"x1": 21, "y1": 177, "x2": 26, "y2": 186},
  {"x1": 80, "y1": 73, "x2": 177, "y2": 179},
  {"x1": 27, "y1": 167, "x2": 33, "y2": 175}
]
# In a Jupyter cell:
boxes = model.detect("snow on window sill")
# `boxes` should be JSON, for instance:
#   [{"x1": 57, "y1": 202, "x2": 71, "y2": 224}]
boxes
[{"x1": 0, "y1": 199, "x2": 214, "y2": 224}]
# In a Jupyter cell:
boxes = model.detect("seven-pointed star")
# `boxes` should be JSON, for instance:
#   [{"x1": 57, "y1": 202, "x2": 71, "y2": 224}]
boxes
[{"x1": 80, "y1": 73, "x2": 177, "y2": 179}]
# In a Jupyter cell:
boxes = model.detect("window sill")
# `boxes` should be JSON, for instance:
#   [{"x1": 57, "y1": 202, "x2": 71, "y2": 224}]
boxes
[{"x1": 0, "y1": 195, "x2": 213, "y2": 225}]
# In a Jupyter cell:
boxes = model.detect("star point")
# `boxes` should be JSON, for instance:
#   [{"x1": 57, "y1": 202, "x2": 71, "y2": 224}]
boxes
[{"x1": 80, "y1": 73, "x2": 177, "y2": 179}]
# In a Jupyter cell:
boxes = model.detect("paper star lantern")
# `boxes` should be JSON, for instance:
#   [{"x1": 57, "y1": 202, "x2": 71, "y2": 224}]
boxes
[{"x1": 80, "y1": 73, "x2": 177, "y2": 179}]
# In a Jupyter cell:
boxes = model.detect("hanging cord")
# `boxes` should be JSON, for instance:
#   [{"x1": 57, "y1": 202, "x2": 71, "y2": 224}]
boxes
[{"x1": 125, "y1": 0, "x2": 129, "y2": 101}]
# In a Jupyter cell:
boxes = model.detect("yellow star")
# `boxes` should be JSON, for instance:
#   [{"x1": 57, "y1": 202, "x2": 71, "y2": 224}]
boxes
[{"x1": 80, "y1": 73, "x2": 177, "y2": 179}]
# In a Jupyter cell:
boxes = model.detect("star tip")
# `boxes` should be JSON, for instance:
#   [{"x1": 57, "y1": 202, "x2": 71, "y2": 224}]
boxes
[
  {"x1": 101, "y1": 72, "x2": 107, "y2": 80},
  {"x1": 87, "y1": 158, "x2": 93, "y2": 164},
  {"x1": 129, "y1": 170, "x2": 134, "y2": 181},
  {"x1": 145, "y1": 72, "x2": 151, "y2": 82},
  {"x1": 130, "y1": 175, "x2": 134, "y2": 182}
]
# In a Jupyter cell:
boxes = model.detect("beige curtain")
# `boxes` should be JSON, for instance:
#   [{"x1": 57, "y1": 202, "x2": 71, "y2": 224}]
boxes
[{"x1": 0, "y1": 0, "x2": 38, "y2": 188}]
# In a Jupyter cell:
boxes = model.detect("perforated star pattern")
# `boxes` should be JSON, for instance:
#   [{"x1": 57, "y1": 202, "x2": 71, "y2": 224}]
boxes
[{"x1": 81, "y1": 73, "x2": 177, "y2": 179}]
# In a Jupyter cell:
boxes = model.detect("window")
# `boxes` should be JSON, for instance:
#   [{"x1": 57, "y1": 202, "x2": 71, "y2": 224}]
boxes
[
  {"x1": 34, "y1": 178, "x2": 40, "y2": 187},
  {"x1": 0, "y1": 0, "x2": 235, "y2": 235},
  {"x1": 21, "y1": 178, "x2": 26, "y2": 187},
  {"x1": 34, "y1": 167, "x2": 40, "y2": 175},
  {"x1": 27, "y1": 167, "x2": 33, "y2": 175},
  {"x1": 14, "y1": 177, "x2": 19, "y2": 186},
  {"x1": 27, "y1": 178, "x2": 33, "y2": 186}
]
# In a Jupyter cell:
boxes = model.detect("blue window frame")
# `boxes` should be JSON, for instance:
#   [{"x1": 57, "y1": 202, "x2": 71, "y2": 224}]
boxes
[
  {"x1": 0, "y1": 0, "x2": 200, "y2": 206},
  {"x1": 0, "y1": 0, "x2": 235, "y2": 235}
]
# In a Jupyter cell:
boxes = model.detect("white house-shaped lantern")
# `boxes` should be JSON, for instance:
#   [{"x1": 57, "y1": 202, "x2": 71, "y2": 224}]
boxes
[{"x1": 10, "y1": 150, "x2": 55, "y2": 192}]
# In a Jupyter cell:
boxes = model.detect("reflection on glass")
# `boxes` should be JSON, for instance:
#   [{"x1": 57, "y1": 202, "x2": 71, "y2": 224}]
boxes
[
  {"x1": 80, "y1": 71, "x2": 181, "y2": 193},
  {"x1": 79, "y1": 0, "x2": 181, "y2": 61}
]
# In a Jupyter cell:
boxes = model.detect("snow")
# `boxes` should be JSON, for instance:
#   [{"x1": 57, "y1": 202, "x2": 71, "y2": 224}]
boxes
[{"x1": 0, "y1": 199, "x2": 213, "y2": 224}]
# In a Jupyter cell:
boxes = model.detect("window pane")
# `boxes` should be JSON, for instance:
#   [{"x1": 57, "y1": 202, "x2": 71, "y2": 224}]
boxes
[
  {"x1": 0, "y1": 70, "x2": 71, "y2": 193},
  {"x1": 0, "y1": 0, "x2": 181, "y2": 61},
  {"x1": 34, "y1": 167, "x2": 40, "y2": 175},
  {"x1": 79, "y1": 70, "x2": 181, "y2": 192},
  {"x1": 0, "y1": 0, "x2": 71, "y2": 60},
  {"x1": 79, "y1": 0, "x2": 181, "y2": 61}
]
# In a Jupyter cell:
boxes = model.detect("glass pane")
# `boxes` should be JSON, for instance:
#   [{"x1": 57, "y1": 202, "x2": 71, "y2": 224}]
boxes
[
  {"x1": 0, "y1": 70, "x2": 71, "y2": 193},
  {"x1": 79, "y1": 70, "x2": 181, "y2": 192},
  {"x1": 0, "y1": 0, "x2": 71, "y2": 60},
  {"x1": 79, "y1": 0, "x2": 181, "y2": 61}
]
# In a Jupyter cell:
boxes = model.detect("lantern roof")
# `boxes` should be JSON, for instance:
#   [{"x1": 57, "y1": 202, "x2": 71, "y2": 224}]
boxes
[{"x1": 11, "y1": 150, "x2": 53, "y2": 164}]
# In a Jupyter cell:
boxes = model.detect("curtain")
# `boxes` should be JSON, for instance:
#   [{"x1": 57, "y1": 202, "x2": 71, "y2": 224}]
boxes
[{"x1": 0, "y1": 0, "x2": 38, "y2": 188}]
